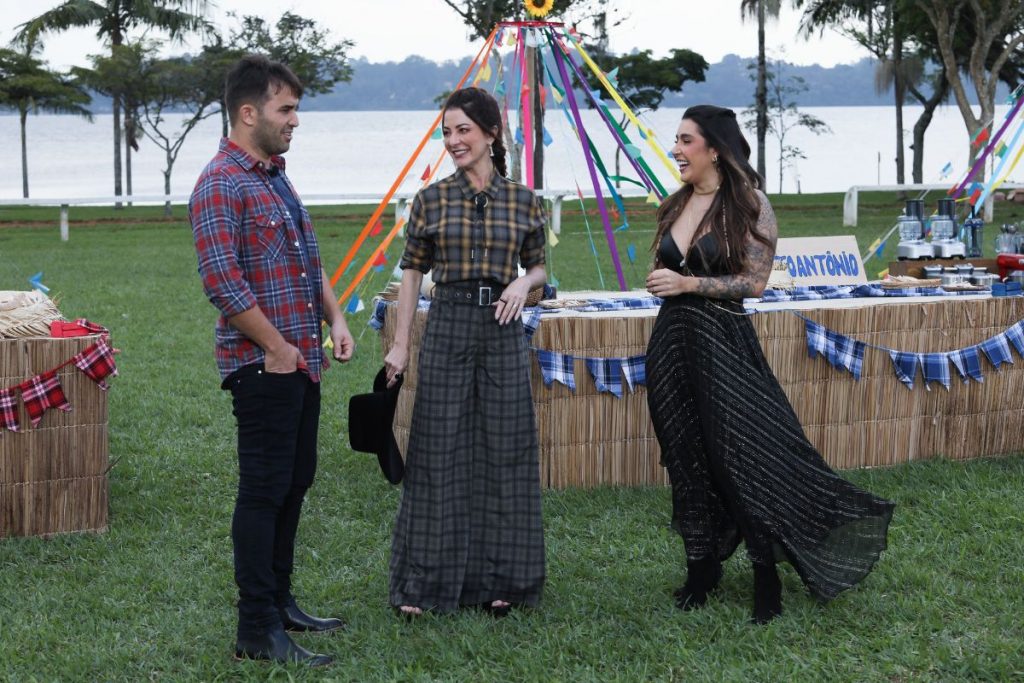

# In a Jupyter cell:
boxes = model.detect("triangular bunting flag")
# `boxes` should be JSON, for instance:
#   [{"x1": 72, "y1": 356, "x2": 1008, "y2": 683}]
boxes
[
  {"x1": 889, "y1": 350, "x2": 920, "y2": 389},
  {"x1": 979, "y1": 333, "x2": 1013, "y2": 370},
  {"x1": 542, "y1": 127, "x2": 553, "y2": 147},
  {"x1": 0, "y1": 386, "x2": 19, "y2": 432},
  {"x1": 18, "y1": 370, "x2": 71, "y2": 427},
  {"x1": 547, "y1": 227, "x2": 559, "y2": 247},
  {"x1": 621, "y1": 355, "x2": 646, "y2": 392},
  {"x1": 479, "y1": 62, "x2": 492, "y2": 82},
  {"x1": 346, "y1": 296, "x2": 365, "y2": 314},
  {"x1": 627, "y1": 244, "x2": 637, "y2": 263},
  {"x1": 372, "y1": 252, "x2": 388, "y2": 267},
  {"x1": 645, "y1": 191, "x2": 660, "y2": 206},
  {"x1": 1005, "y1": 321, "x2": 1024, "y2": 358},
  {"x1": 585, "y1": 357, "x2": 623, "y2": 398},
  {"x1": 949, "y1": 346, "x2": 984, "y2": 383},
  {"x1": 920, "y1": 353, "x2": 951, "y2": 390},
  {"x1": 421, "y1": 164, "x2": 431, "y2": 181},
  {"x1": 370, "y1": 218, "x2": 383, "y2": 237},
  {"x1": 430, "y1": 127, "x2": 442, "y2": 140},
  {"x1": 72, "y1": 338, "x2": 118, "y2": 391},
  {"x1": 535, "y1": 349, "x2": 576, "y2": 391}
]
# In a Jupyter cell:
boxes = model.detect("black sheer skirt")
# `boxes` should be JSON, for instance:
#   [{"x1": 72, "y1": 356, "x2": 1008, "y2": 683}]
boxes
[{"x1": 646, "y1": 294, "x2": 894, "y2": 601}]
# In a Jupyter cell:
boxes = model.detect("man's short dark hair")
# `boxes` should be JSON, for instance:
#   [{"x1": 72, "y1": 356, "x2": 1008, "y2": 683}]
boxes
[{"x1": 224, "y1": 54, "x2": 304, "y2": 126}]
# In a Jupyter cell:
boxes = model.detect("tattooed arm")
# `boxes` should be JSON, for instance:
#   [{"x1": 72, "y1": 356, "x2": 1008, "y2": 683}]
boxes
[{"x1": 646, "y1": 191, "x2": 778, "y2": 300}]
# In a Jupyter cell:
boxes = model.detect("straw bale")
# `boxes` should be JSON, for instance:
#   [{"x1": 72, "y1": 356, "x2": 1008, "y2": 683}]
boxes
[
  {"x1": 0, "y1": 335, "x2": 109, "y2": 538},
  {"x1": 380, "y1": 296, "x2": 1024, "y2": 489}
]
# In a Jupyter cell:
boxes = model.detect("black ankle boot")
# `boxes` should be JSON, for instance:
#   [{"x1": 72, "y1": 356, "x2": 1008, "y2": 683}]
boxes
[
  {"x1": 234, "y1": 625, "x2": 333, "y2": 667},
  {"x1": 279, "y1": 597, "x2": 346, "y2": 633},
  {"x1": 751, "y1": 562, "x2": 782, "y2": 624},
  {"x1": 674, "y1": 556, "x2": 723, "y2": 610}
]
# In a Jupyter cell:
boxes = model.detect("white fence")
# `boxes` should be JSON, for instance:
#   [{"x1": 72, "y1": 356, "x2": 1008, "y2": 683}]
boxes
[
  {"x1": 0, "y1": 188, "x2": 653, "y2": 242},
  {"x1": 843, "y1": 183, "x2": 1024, "y2": 226}
]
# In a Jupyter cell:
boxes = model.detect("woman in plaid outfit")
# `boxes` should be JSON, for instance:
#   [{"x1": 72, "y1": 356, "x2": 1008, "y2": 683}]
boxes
[
  {"x1": 383, "y1": 87, "x2": 547, "y2": 618},
  {"x1": 645, "y1": 105, "x2": 894, "y2": 624}
]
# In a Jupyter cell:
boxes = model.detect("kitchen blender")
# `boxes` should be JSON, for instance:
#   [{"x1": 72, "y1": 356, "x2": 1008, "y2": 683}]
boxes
[
  {"x1": 896, "y1": 199, "x2": 934, "y2": 261},
  {"x1": 962, "y1": 209, "x2": 984, "y2": 258},
  {"x1": 930, "y1": 198, "x2": 967, "y2": 259}
]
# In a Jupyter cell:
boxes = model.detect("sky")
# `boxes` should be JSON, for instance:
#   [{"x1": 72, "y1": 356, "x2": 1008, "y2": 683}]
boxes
[{"x1": 0, "y1": 0, "x2": 867, "y2": 71}]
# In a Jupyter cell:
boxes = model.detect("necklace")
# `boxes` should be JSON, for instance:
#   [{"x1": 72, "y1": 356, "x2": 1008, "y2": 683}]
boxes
[{"x1": 691, "y1": 184, "x2": 720, "y2": 196}]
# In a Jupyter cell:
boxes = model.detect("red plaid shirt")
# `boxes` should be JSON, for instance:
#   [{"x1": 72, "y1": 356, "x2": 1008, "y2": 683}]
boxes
[{"x1": 190, "y1": 138, "x2": 326, "y2": 382}]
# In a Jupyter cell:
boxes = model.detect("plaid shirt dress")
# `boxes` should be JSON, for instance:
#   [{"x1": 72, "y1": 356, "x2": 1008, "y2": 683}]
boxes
[{"x1": 389, "y1": 169, "x2": 547, "y2": 612}]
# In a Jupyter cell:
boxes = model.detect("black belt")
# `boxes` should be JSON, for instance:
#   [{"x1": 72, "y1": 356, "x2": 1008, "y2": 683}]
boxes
[{"x1": 433, "y1": 280, "x2": 506, "y2": 306}]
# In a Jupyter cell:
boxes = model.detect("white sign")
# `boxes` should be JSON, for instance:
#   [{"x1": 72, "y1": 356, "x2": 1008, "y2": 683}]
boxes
[{"x1": 774, "y1": 236, "x2": 867, "y2": 286}]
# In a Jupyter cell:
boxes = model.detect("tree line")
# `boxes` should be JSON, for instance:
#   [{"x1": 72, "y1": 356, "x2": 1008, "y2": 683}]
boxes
[{"x1": 1, "y1": 0, "x2": 1021, "y2": 204}]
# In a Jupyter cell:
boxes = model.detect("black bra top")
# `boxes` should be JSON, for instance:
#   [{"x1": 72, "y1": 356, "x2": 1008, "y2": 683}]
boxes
[{"x1": 658, "y1": 231, "x2": 725, "y2": 277}]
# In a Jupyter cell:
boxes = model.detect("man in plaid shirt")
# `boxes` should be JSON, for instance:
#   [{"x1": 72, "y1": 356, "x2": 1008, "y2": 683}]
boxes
[{"x1": 189, "y1": 55, "x2": 354, "y2": 668}]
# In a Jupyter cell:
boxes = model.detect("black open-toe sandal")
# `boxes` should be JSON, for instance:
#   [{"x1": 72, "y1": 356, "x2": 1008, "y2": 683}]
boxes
[{"x1": 480, "y1": 601, "x2": 512, "y2": 618}]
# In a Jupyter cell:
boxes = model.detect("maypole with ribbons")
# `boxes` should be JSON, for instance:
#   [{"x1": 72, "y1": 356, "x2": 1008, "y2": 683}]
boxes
[{"x1": 327, "y1": 15, "x2": 682, "y2": 309}]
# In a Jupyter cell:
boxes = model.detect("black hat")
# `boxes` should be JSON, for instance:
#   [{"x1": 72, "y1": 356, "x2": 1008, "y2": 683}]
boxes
[{"x1": 348, "y1": 367, "x2": 404, "y2": 484}]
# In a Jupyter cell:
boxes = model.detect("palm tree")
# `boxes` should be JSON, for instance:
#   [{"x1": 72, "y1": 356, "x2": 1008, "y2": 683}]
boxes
[
  {"x1": 0, "y1": 42, "x2": 92, "y2": 198},
  {"x1": 14, "y1": 1, "x2": 212, "y2": 203},
  {"x1": 740, "y1": 0, "x2": 782, "y2": 182}
]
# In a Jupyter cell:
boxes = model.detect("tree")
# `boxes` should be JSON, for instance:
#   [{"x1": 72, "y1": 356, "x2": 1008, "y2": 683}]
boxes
[
  {"x1": 740, "y1": 0, "x2": 783, "y2": 182},
  {"x1": 14, "y1": 0, "x2": 213, "y2": 204},
  {"x1": 916, "y1": 0, "x2": 1024, "y2": 172},
  {"x1": 0, "y1": 42, "x2": 92, "y2": 198},
  {"x1": 742, "y1": 55, "x2": 832, "y2": 192},
  {"x1": 585, "y1": 48, "x2": 708, "y2": 186},
  {"x1": 798, "y1": 1, "x2": 943, "y2": 185}
]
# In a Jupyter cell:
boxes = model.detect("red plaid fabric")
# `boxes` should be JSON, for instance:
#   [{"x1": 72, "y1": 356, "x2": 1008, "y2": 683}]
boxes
[
  {"x1": 73, "y1": 338, "x2": 118, "y2": 390},
  {"x1": 190, "y1": 138, "x2": 326, "y2": 382},
  {"x1": 50, "y1": 318, "x2": 110, "y2": 338},
  {"x1": 0, "y1": 386, "x2": 19, "y2": 432},
  {"x1": 18, "y1": 370, "x2": 72, "y2": 427}
]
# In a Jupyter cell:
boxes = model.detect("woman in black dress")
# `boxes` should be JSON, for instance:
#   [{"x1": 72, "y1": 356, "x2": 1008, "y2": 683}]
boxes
[
  {"x1": 383, "y1": 87, "x2": 547, "y2": 618},
  {"x1": 645, "y1": 104, "x2": 894, "y2": 624}
]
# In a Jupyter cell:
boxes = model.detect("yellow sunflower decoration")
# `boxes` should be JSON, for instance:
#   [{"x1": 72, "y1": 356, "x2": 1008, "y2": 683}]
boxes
[{"x1": 524, "y1": 0, "x2": 555, "y2": 19}]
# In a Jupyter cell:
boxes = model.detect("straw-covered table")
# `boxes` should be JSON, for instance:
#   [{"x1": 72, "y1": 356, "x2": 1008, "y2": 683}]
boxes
[
  {"x1": 377, "y1": 292, "x2": 1024, "y2": 489},
  {"x1": 1, "y1": 335, "x2": 109, "y2": 537}
]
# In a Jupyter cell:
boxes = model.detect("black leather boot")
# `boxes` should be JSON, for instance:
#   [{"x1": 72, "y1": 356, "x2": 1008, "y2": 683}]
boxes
[
  {"x1": 751, "y1": 562, "x2": 782, "y2": 624},
  {"x1": 234, "y1": 625, "x2": 333, "y2": 667},
  {"x1": 674, "y1": 556, "x2": 723, "y2": 610},
  {"x1": 279, "y1": 597, "x2": 346, "y2": 633}
]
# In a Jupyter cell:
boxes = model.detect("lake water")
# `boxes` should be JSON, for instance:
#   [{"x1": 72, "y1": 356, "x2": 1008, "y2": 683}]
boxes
[{"x1": 0, "y1": 105, "x2": 1016, "y2": 200}]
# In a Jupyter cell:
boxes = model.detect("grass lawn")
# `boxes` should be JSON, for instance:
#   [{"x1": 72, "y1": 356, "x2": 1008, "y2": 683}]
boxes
[{"x1": 0, "y1": 192, "x2": 1022, "y2": 681}]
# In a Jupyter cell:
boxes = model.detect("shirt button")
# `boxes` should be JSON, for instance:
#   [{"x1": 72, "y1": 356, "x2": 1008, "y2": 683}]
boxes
[
  {"x1": 300, "y1": 272, "x2": 306, "y2": 278},
  {"x1": 293, "y1": 241, "x2": 299, "y2": 247},
  {"x1": 307, "y1": 302, "x2": 313, "y2": 308}
]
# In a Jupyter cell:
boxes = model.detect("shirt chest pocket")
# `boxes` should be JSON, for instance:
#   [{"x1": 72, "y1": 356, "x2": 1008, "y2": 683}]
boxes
[{"x1": 250, "y1": 211, "x2": 287, "y2": 261}]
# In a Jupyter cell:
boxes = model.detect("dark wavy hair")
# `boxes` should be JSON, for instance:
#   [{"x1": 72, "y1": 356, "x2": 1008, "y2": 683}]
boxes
[
  {"x1": 651, "y1": 104, "x2": 769, "y2": 274},
  {"x1": 442, "y1": 87, "x2": 508, "y2": 177},
  {"x1": 225, "y1": 54, "x2": 303, "y2": 127}
]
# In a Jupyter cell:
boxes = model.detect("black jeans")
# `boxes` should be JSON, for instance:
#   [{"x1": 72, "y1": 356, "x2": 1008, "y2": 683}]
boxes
[{"x1": 224, "y1": 364, "x2": 320, "y2": 638}]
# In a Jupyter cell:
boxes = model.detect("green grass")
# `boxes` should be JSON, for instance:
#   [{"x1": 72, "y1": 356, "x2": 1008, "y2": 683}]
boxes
[{"x1": 1, "y1": 193, "x2": 1023, "y2": 681}]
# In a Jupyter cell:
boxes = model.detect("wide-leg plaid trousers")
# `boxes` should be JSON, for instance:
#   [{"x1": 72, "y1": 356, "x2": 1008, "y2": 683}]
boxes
[{"x1": 389, "y1": 299, "x2": 546, "y2": 611}]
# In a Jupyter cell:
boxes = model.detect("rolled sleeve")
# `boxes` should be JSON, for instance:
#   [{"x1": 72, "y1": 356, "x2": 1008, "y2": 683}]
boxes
[
  {"x1": 399, "y1": 192, "x2": 434, "y2": 273},
  {"x1": 519, "y1": 192, "x2": 547, "y2": 269},
  {"x1": 190, "y1": 171, "x2": 257, "y2": 317}
]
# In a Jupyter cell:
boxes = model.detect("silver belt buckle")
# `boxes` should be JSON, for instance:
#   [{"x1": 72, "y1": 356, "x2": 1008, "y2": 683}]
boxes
[{"x1": 478, "y1": 286, "x2": 491, "y2": 306}]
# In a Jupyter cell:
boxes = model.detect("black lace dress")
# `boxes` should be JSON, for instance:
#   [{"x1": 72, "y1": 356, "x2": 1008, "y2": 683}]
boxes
[{"x1": 645, "y1": 227, "x2": 894, "y2": 601}]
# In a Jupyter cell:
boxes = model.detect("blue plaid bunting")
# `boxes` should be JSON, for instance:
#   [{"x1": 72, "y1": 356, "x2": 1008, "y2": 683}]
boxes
[
  {"x1": 521, "y1": 309, "x2": 542, "y2": 340},
  {"x1": 920, "y1": 352, "x2": 951, "y2": 390},
  {"x1": 1006, "y1": 321, "x2": 1024, "y2": 358},
  {"x1": 584, "y1": 357, "x2": 623, "y2": 398},
  {"x1": 805, "y1": 319, "x2": 828, "y2": 358},
  {"x1": 825, "y1": 328, "x2": 866, "y2": 379},
  {"x1": 370, "y1": 299, "x2": 388, "y2": 331},
  {"x1": 760, "y1": 284, "x2": 985, "y2": 303},
  {"x1": 574, "y1": 297, "x2": 663, "y2": 312},
  {"x1": 621, "y1": 355, "x2": 646, "y2": 392},
  {"x1": 889, "y1": 350, "x2": 920, "y2": 389},
  {"x1": 949, "y1": 346, "x2": 985, "y2": 383},
  {"x1": 979, "y1": 333, "x2": 1014, "y2": 370},
  {"x1": 535, "y1": 349, "x2": 576, "y2": 391}
]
